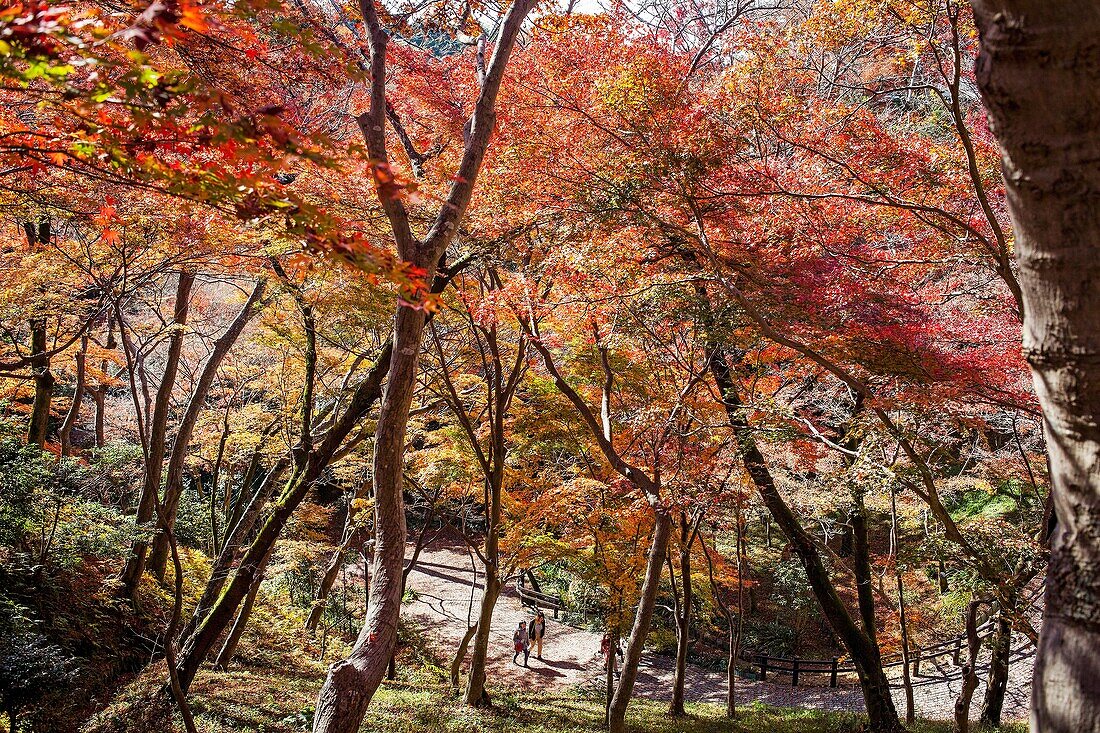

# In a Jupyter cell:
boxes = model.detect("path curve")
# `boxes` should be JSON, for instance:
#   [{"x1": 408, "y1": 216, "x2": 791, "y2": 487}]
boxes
[{"x1": 402, "y1": 540, "x2": 1031, "y2": 720}]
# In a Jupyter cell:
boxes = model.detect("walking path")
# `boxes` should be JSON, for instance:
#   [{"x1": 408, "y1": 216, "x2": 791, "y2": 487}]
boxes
[{"x1": 402, "y1": 539, "x2": 1032, "y2": 721}]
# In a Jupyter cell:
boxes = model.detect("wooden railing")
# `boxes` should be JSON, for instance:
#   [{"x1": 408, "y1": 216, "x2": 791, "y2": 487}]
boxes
[
  {"x1": 517, "y1": 571, "x2": 563, "y2": 619},
  {"x1": 748, "y1": 655, "x2": 843, "y2": 687}
]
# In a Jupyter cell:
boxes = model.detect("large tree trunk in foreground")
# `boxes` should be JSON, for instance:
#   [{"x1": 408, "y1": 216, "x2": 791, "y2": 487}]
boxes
[
  {"x1": 967, "y1": 4, "x2": 1100, "y2": 731},
  {"x1": 607, "y1": 510, "x2": 672, "y2": 733},
  {"x1": 175, "y1": 337, "x2": 391, "y2": 691},
  {"x1": 708, "y1": 345, "x2": 902, "y2": 732},
  {"x1": 120, "y1": 271, "x2": 195, "y2": 599},
  {"x1": 311, "y1": 304, "x2": 426, "y2": 733},
  {"x1": 310, "y1": 0, "x2": 534, "y2": 726}
]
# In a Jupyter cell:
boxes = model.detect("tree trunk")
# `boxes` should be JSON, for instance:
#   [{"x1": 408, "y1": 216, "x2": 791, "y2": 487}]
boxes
[
  {"x1": 309, "y1": 0, "x2": 533, "y2": 718},
  {"x1": 178, "y1": 258, "x2": 466, "y2": 688},
  {"x1": 669, "y1": 518, "x2": 693, "y2": 717},
  {"x1": 311, "y1": 304, "x2": 425, "y2": 731},
  {"x1": 954, "y1": 600, "x2": 984, "y2": 733},
  {"x1": 90, "y1": 385, "x2": 107, "y2": 448},
  {"x1": 307, "y1": 527, "x2": 359, "y2": 632},
  {"x1": 58, "y1": 335, "x2": 87, "y2": 456},
  {"x1": 979, "y1": 599, "x2": 1013, "y2": 728},
  {"x1": 891, "y1": 490, "x2": 915, "y2": 726},
  {"x1": 464, "y1": 464, "x2": 505, "y2": 706},
  {"x1": 851, "y1": 495, "x2": 879, "y2": 654},
  {"x1": 604, "y1": 626, "x2": 619, "y2": 727},
  {"x1": 450, "y1": 623, "x2": 479, "y2": 691},
  {"x1": 27, "y1": 318, "x2": 53, "y2": 449},
  {"x1": 213, "y1": 554, "x2": 269, "y2": 670},
  {"x1": 708, "y1": 345, "x2": 902, "y2": 732},
  {"x1": 149, "y1": 278, "x2": 266, "y2": 578},
  {"x1": 701, "y1": 529, "x2": 741, "y2": 720},
  {"x1": 607, "y1": 509, "x2": 672, "y2": 733},
  {"x1": 463, "y1": 574, "x2": 501, "y2": 706},
  {"x1": 179, "y1": 460, "x2": 286, "y2": 646},
  {"x1": 966, "y1": 4, "x2": 1100, "y2": 731},
  {"x1": 119, "y1": 270, "x2": 195, "y2": 599}
]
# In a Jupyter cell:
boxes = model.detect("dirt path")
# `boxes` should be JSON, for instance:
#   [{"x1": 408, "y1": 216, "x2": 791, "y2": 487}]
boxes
[
  {"x1": 402, "y1": 541, "x2": 603, "y2": 688},
  {"x1": 402, "y1": 540, "x2": 1030, "y2": 720}
]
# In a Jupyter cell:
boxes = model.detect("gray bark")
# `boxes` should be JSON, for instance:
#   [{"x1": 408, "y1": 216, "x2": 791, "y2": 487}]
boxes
[{"x1": 967, "y1": 3, "x2": 1100, "y2": 731}]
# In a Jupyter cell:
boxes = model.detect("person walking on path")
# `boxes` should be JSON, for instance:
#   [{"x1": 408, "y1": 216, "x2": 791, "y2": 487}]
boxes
[
  {"x1": 513, "y1": 620, "x2": 530, "y2": 667},
  {"x1": 529, "y1": 610, "x2": 546, "y2": 660},
  {"x1": 601, "y1": 632, "x2": 621, "y2": 678}
]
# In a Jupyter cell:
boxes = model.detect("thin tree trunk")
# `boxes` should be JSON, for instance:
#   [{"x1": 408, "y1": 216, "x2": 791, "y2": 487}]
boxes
[
  {"x1": 606, "y1": 510, "x2": 672, "y2": 733},
  {"x1": 966, "y1": 4, "x2": 1100, "y2": 731},
  {"x1": 387, "y1": 498, "x2": 439, "y2": 679},
  {"x1": 463, "y1": 465, "x2": 505, "y2": 706},
  {"x1": 891, "y1": 490, "x2": 915, "y2": 726},
  {"x1": 59, "y1": 335, "x2": 87, "y2": 456},
  {"x1": 979, "y1": 593, "x2": 1014, "y2": 728},
  {"x1": 463, "y1": 574, "x2": 500, "y2": 706},
  {"x1": 450, "y1": 623, "x2": 479, "y2": 691},
  {"x1": 213, "y1": 555, "x2": 270, "y2": 669},
  {"x1": 119, "y1": 271, "x2": 195, "y2": 599},
  {"x1": 732, "y1": 518, "x2": 745, "y2": 719},
  {"x1": 149, "y1": 278, "x2": 266, "y2": 578},
  {"x1": 954, "y1": 600, "x2": 984, "y2": 733},
  {"x1": 669, "y1": 514, "x2": 696, "y2": 717},
  {"x1": 27, "y1": 318, "x2": 54, "y2": 449},
  {"x1": 700, "y1": 531, "x2": 738, "y2": 719},
  {"x1": 307, "y1": 527, "x2": 360, "y2": 632},
  {"x1": 709, "y1": 344, "x2": 901, "y2": 732},
  {"x1": 604, "y1": 626, "x2": 619, "y2": 727},
  {"x1": 179, "y1": 459, "x2": 286, "y2": 647},
  {"x1": 90, "y1": 385, "x2": 107, "y2": 448},
  {"x1": 851, "y1": 494, "x2": 879, "y2": 654},
  {"x1": 208, "y1": 415, "x2": 231, "y2": 555}
]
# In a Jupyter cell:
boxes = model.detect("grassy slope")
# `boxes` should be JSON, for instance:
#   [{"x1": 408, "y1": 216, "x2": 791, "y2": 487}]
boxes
[{"x1": 176, "y1": 590, "x2": 1025, "y2": 733}]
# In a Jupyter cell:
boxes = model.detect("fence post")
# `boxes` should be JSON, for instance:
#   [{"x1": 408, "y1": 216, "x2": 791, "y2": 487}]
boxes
[
  {"x1": 757, "y1": 654, "x2": 768, "y2": 681},
  {"x1": 953, "y1": 637, "x2": 962, "y2": 666},
  {"x1": 830, "y1": 657, "x2": 838, "y2": 688},
  {"x1": 791, "y1": 658, "x2": 799, "y2": 687}
]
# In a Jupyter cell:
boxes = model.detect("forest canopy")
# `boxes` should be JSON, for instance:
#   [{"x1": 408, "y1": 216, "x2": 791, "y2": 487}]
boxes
[{"x1": 1, "y1": 1, "x2": 1096, "y2": 732}]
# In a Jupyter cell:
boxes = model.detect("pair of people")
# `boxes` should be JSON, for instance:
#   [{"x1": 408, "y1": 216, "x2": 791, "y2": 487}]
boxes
[{"x1": 512, "y1": 610, "x2": 547, "y2": 666}]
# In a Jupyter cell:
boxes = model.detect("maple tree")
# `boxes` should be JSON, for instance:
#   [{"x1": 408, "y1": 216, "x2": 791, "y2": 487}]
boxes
[{"x1": 0, "y1": 0, "x2": 1092, "y2": 732}]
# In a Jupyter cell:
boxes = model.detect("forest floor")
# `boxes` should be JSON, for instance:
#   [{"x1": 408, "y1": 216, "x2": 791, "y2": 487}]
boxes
[
  {"x1": 402, "y1": 539, "x2": 1032, "y2": 722},
  {"x1": 81, "y1": 540, "x2": 1029, "y2": 733}
]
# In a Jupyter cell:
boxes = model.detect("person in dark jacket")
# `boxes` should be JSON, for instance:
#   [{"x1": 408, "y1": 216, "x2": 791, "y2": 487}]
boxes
[{"x1": 528, "y1": 610, "x2": 547, "y2": 660}]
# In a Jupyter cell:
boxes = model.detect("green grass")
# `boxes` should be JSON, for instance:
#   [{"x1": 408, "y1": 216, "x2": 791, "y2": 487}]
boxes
[
  {"x1": 193, "y1": 674, "x2": 1027, "y2": 733},
  {"x1": 185, "y1": 631, "x2": 1026, "y2": 733},
  {"x1": 90, "y1": 586, "x2": 1026, "y2": 733}
]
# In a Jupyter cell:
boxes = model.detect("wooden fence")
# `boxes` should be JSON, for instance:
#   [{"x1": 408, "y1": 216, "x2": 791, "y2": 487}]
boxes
[{"x1": 517, "y1": 571, "x2": 563, "y2": 619}]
